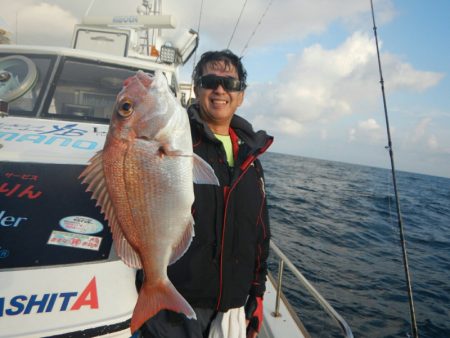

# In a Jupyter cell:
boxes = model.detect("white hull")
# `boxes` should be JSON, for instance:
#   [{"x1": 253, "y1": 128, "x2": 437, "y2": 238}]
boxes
[{"x1": 0, "y1": 261, "x2": 136, "y2": 337}]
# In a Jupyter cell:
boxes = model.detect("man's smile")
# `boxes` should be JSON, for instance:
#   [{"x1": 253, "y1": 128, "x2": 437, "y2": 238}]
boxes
[{"x1": 211, "y1": 98, "x2": 228, "y2": 105}]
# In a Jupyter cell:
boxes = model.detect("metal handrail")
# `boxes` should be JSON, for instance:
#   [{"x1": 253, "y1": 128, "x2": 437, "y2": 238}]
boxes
[{"x1": 270, "y1": 240, "x2": 354, "y2": 338}]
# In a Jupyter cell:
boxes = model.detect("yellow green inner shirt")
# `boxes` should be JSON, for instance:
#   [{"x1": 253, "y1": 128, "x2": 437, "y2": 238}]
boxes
[{"x1": 214, "y1": 134, "x2": 234, "y2": 167}]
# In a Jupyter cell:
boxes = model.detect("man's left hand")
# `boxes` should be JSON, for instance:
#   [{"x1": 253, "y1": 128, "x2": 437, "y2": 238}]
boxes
[{"x1": 245, "y1": 295, "x2": 263, "y2": 338}]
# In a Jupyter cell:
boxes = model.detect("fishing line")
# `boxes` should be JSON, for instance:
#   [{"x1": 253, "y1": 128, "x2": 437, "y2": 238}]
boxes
[
  {"x1": 192, "y1": 0, "x2": 205, "y2": 65},
  {"x1": 227, "y1": 0, "x2": 249, "y2": 50},
  {"x1": 240, "y1": 0, "x2": 274, "y2": 57},
  {"x1": 188, "y1": 0, "x2": 206, "y2": 103},
  {"x1": 385, "y1": 169, "x2": 404, "y2": 269},
  {"x1": 84, "y1": 0, "x2": 97, "y2": 17},
  {"x1": 369, "y1": 1, "x2": 419, "y2": 337},
  {"x1": 386, "y1": 172, "x2": 396, "y2": 234}
]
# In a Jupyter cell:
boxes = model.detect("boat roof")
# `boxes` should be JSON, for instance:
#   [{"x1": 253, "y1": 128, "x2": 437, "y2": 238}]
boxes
[{"x1": 0, "y1": 44, "x2": 177, "y2": 73}]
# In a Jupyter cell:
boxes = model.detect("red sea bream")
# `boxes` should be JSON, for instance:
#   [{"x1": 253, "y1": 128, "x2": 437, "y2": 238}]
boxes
[{"x1": 79, "y1": 70, "x2": 219, "y2": 333}]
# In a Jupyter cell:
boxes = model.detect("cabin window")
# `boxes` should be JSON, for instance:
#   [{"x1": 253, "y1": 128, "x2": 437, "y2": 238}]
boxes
[{"x1": 47, "y1": 59, "x2": 142, "y2": 123}]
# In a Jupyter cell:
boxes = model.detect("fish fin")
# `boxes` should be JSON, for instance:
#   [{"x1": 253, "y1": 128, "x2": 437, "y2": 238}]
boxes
[
  {"x1": 192, "y1": 153, "x2": 220, "y2": 185},
  {"x1": 130, "y1": 279, "x2": 196, "y2": 334},
  {"x1": 109, "y1": 214, "x2": 142, "y2": 268},
  {"x1": 79, "y1": 151, "x2": 111, "y2": 217},
  {"x1": 80, "y1": 151, "x2": 142, "y2": 268},
  {"x1": 169, "y1": 215, "x2": 195, "y2": 265}
]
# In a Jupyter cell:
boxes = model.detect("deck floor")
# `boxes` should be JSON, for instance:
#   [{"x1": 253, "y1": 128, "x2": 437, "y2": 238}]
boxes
[{"x1": 259, "y1": 276, "x2": 308, "y2": 338}]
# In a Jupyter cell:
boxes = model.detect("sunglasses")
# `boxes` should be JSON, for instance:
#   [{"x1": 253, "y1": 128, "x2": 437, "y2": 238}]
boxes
[{"x1": 196, "y1": 74, "x2": 245, "y2": 92}]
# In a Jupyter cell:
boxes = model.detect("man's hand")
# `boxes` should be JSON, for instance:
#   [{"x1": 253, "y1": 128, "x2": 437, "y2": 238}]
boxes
[{"x1": 245, "y1": 295, "x2": 263, "y2": 338}]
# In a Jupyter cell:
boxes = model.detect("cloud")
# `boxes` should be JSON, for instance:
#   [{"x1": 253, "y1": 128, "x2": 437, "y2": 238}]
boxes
[
  {"x1": 382, "y1": 54, "x2": 445, "y2": 92},
  {"x1": 0, "y1": 0, "x2": 397, "y2": 52},
  {"x1": 348, "y1": 118, "x2": 384, "y2": 144},
  {"x1": 349, "y1": 128, "x2": 356, "y2": 142},
  {"x1": 403, "y1": 117, "x2": 450, "y2": 154},
  {"x1": 427, "y1": 135, "x2": 439, "y2": 151},
  {"x1": 359, "y1": 118, "x2": 381, "y2": 131},
  {"x1": 2, "y1": 2, "x2": 78, "y2": 47},
  {"x1": 244, "y1": 30, "x2": 444, "y2": 142},
  {"x1": 162, "y1": 0, "x2": 397, "y2": 54},
  {"x1": 410, "y1": 117, "x2": 431, "y2": 143}
]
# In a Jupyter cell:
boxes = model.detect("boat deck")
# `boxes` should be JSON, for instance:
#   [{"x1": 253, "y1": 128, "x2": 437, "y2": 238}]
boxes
[{"x1": 260, "y1": 274, "x2": 308, "y2": 338}]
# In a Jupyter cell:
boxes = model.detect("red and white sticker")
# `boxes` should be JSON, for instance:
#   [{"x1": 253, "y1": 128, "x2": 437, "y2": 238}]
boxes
[{"x1": 48, "y1": 230, "x2": 102, "y2": 251}]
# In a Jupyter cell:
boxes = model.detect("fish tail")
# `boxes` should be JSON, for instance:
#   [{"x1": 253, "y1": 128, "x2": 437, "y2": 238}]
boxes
[{"x1": 130, "y1": 279, "x2": 197, "y2": 334}]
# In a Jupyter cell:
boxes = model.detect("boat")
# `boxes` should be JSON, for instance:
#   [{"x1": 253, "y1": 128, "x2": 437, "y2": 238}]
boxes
[{"x1": 0, "y1": 3, "x2": 352, "y2": 337}]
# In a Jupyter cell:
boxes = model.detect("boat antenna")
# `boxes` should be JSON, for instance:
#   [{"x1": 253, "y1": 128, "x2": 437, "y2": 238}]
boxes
[
  {"x1": 369, "y1": 1, "x2": 419, "y2": 337},
  {"x1": 227, "y1": 0, "x2": 248, "y2": 49}
]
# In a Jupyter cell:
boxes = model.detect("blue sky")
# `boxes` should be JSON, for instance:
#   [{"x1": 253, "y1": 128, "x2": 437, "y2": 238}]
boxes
[{"x1": 1, "y1": 0, "x2": 449, "y2": 178}]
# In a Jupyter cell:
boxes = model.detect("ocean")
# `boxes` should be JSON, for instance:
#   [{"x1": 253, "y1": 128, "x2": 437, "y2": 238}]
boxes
[{"x1": 261, "y1": 152, "x2": 450, "y2": 338}]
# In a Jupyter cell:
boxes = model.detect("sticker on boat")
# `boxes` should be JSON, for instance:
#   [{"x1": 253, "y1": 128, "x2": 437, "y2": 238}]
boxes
[
  {"x1": 59, "y1": 215, "x2": 104, "y2": 234},
  {"x1": 48, "y1": 230, "x2": 102, "y2": 251}
]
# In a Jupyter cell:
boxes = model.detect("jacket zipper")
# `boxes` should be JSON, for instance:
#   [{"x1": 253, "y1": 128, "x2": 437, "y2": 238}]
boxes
[
  {"x1": 215, "y1": 160, "x2": 252, "y2": 310},
  {"x1": 215, "y1": 138, "x2": 273, "y2": 310}
]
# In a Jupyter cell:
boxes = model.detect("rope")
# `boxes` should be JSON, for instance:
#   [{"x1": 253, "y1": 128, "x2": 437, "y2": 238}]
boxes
[
  {"x1": 227, "y1": 0, "x2": 249, "y2": 49},
  {"x1": 240, "y1": 0, "x2": 274, "y2": 57}
]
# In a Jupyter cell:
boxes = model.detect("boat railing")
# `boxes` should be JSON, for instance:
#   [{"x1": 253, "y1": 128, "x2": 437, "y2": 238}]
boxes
[{"x1": 269, "y1": 240, "x2": 354, "y2": 338}]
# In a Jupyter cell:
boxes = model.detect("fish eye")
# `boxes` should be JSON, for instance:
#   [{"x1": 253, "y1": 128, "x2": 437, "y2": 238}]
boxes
[{"x1": 118, "y1": 99, "x2": 134, "y2": 117}]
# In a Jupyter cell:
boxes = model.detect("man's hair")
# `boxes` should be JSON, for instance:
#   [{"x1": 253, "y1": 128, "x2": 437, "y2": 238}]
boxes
[{"x1": 192, "y1": 49, "x2": 247, "y2": 90}]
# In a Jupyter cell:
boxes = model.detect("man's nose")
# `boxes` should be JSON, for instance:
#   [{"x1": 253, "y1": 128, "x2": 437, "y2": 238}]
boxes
[{"x1": 214, "y1": 83, "x2": 226, "y2": 93}]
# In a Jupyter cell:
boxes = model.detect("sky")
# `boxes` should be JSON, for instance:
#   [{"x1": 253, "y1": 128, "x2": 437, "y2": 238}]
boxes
[{"x1": 1, "y1": 0, "x2": 449, "y2": 178}]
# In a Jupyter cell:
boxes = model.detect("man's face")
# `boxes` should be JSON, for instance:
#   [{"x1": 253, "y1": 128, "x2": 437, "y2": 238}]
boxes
[{"x1": 195, "y1": 60, "x2": 244, "y2": 134}]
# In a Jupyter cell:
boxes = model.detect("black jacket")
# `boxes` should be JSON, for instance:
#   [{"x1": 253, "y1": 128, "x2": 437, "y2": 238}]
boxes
[{"x1": 168, "y1": 104, "x2": 273, "y2": 311}]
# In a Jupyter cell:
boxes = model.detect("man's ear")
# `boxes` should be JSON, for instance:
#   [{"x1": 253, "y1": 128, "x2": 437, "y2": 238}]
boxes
[{"x1": 237, "y1": 91, "x2": 245, "y2": 107}]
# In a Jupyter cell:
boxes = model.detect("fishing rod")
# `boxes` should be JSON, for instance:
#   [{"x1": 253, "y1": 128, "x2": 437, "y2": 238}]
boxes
[{"x1": 369, "y1": 1, "x2": 419, "y2": 337}]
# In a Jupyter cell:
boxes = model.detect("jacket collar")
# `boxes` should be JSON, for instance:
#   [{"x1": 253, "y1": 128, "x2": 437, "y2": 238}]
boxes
[{"x1": 187, "y1": 103, "x2": 273, "y2": 156}]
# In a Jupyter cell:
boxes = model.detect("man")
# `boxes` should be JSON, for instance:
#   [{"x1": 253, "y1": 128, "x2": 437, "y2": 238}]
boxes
[{"x1": 139, "y1": 50, "x2": 273, "y2": 338}]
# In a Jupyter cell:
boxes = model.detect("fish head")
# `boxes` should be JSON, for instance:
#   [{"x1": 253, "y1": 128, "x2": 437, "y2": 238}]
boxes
[{"x1": 108, "y1": 70, "x2": 174, "y2": 142}]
